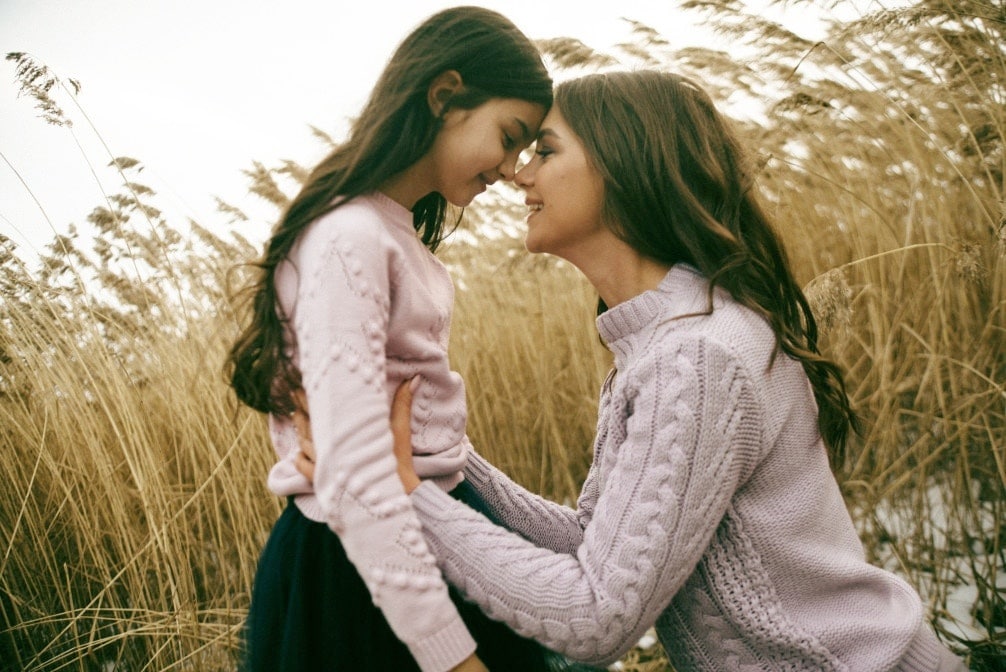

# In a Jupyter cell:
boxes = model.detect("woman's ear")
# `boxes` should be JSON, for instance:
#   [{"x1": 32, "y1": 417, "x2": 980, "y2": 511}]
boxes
[{"x1": 427, "y1": 70, "x2": 464, "y2": 117}]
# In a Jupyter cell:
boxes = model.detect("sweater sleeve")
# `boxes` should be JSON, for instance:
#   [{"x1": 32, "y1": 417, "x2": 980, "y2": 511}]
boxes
[
  {"x1": 463, "y1": 449, "x2": 596, "y2": 554},
  {"x1": 293, "y1": 215, "x2": 475, "y2": 671},
  {"x1": 410, "y1": 336, "x2": 763, "y2": 666}
]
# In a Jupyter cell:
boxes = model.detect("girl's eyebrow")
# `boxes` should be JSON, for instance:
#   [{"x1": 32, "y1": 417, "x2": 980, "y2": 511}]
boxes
[
  {"x1": 535, "y1": 128, "x2": 558, "y2": 142},
  {"x1": 512, "y1": 118, "x2": 533, "y2": 142}
]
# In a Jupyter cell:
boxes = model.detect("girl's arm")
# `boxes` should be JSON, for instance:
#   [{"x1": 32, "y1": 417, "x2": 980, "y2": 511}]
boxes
[
  {"x1": 408, "y1": 337, "x2": 763, "y2": 666},
  {"x1": 292, "y1": 214, "x2": 476, "y2": 672}
]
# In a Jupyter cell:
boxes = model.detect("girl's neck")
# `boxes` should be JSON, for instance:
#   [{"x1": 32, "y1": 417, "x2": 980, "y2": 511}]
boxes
[{"x1": 380, "y1": 158, "x2": 434, "y2": 210}]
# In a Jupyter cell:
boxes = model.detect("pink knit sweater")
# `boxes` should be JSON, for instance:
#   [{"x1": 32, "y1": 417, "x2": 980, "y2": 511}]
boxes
[
  {"x1": 265, "y1": 192, "x2": 476, "y2": 672},
  {"x1": 410, "y1": 264, "x2": 964, "y2": 671}
]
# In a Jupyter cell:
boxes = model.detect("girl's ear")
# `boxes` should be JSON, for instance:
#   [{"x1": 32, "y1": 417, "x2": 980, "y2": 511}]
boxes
[{"x1": 427, "y1": 70, "x2": 464, "y2": 117}]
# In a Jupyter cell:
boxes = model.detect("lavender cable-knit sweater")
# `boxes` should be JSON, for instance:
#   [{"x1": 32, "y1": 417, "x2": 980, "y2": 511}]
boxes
[
  {"x1": 410, "y1": 264, "x2": 963, "y2": 671},
  {"x1": 265, "y1": 192, "x2": 476, "y2": 671}
]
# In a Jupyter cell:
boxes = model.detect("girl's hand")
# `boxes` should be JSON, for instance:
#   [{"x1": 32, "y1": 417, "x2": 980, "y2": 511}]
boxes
[
  {"x1": 449, "y1": 654, "x2": 489, "y2": 672},
  {"x1": 391, "y1": 378, "x2": 421, "y2": 494}
]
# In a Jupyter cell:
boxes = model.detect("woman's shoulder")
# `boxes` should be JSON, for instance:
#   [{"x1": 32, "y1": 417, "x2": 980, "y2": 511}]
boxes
[{"x1": 644, "y1": 289, "x2": 778, "y2": 382}]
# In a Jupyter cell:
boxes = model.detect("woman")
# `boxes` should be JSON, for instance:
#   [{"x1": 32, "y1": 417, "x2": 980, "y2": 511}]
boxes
[{"x1": 299, "y1": 70, "x2": 967, "y2": 671}]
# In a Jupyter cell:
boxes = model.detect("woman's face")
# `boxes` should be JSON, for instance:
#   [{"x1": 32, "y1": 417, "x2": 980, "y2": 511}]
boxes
[{"x1": 515, "y1": 105, "x2": 607, "y2": 261}]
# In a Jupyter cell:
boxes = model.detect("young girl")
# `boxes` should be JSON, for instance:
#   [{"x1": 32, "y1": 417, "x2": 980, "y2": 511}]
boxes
[
  {"x1": 338, "y1": 70, "x2": 967, "y2": 670},
  {"x1": 226, "y1": 7, "x2": 555, "y2": 672}
]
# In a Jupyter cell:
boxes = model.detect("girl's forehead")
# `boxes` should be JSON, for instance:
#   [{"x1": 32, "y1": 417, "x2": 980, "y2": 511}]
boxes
[{"x1": 491, "y1": 98, "x2": 546, "y2": 125}]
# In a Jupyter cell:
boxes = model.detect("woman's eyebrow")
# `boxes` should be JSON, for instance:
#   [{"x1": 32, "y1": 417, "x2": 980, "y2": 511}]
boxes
[{"x1": 535, "y1": 128, "x2": 558, "y2": 142}]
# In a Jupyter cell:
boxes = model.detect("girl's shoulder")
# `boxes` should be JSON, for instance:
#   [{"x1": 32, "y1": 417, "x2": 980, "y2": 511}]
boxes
[
  {"x1": 312, "y1": 195, "x2": 391, "y2": 236},
  {"x1": 296, "y1": 193, "x2": 411, "y2": 255}
]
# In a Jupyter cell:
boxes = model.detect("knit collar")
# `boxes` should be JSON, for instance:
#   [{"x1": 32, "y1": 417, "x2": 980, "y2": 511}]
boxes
[
  {"x1": 367, "y1": 191, "x2": 416, "y2": 234},
  {"x1": 596, "y1": 264, "x2": 710, "y2": 361}
]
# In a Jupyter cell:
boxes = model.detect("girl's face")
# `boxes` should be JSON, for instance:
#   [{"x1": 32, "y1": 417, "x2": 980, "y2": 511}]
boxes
[
  {"x1": 515, "y1": 106, "x2": 607, "y2": 260},
  {"x1": 427, "y1": 97, "x2": 546, "y2": 206}
]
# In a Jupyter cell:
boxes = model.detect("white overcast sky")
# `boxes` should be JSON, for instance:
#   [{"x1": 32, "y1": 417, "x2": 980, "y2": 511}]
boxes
[{"x1": 0, "y1": 0, "x2": 823, "y2": 262}]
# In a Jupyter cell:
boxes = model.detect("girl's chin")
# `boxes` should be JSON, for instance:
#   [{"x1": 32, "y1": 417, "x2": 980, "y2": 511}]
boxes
[
  {"x1": 444, "y1": 194, "x2": 474, "y2": 207},
  {"x1": 445, "y1": 186, "x2": 483, "y2": 208}
]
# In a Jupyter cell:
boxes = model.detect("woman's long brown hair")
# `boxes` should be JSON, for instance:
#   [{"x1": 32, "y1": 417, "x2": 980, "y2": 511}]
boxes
[{"x1": 559, "y1": 71, "x2": 858, "y2": 467}]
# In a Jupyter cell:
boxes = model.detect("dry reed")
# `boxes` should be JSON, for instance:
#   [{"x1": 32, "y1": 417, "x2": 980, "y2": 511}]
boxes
[{"x1": 2, "y1": 1, "x2": 1004, "y2": 669}]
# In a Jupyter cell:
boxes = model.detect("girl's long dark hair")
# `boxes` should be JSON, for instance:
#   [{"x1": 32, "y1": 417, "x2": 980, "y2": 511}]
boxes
[
  {"x1": 559, "y1": 71, "x2": 858, "y2": 467},
  {"x1": 227, "y1": 6, "x2": 552, "y2": 416}
]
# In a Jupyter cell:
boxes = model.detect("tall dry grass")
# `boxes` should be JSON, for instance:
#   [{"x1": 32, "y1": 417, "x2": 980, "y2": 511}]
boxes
[
  {"x1": 2, "y1": 1, "x2": 1004, "y2": 669},
  {"x1": 0, "y1": 168, "x2": 274, "y2": 669}
]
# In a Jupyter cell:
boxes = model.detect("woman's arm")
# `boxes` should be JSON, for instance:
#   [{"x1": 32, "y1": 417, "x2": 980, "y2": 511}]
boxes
[
  {"x1": 407, "y1": 337, "x2": 763, "y2": 666},
  {"x1": 459, "y1": 449, "x2": 594, "y2": 555},
  {"x1": 300, "y1": 379, "x2": 596, "y2": 555},
  {"x1": 385, "y1": 382, "x2": 596, "y2": 555}
]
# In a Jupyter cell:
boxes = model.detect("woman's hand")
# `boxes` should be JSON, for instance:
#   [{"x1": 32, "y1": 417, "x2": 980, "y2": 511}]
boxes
[
  {"x1": 292, "y1": 380, "x2": 421, "y2": 495},
  {"x1": 391, "y1": 378, "x2": 421, "y2": 494},
  {"x1": 292, "y1": 389, "x2": 316, "y2": 483}
]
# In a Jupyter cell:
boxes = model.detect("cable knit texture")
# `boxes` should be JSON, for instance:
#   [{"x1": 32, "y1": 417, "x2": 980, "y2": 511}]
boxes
[
  {"x1": 410, "y1": 264, "x2": 963, "y2": 671},
  {"x1": 265, "y1": 192, "x2": 475, "y2": 672}
]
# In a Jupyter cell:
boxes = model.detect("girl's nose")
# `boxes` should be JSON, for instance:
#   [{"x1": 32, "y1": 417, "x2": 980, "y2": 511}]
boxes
[
  {"x1": 498, "y1": 160, "x2": 516, "y2": 182},
  {"x1": 514, "y1": 162, "x2": 533, "y2": 188}
]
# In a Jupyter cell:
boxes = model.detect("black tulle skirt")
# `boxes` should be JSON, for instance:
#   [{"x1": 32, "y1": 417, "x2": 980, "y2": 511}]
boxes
[{"x1": 243, "y1": 481, "x2": 578, "y2": 672}]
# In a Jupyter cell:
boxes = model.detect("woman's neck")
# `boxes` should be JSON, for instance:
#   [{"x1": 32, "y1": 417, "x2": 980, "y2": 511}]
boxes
[{"x1": 565, "y1": 236, "x2": 672, "y2": 309}]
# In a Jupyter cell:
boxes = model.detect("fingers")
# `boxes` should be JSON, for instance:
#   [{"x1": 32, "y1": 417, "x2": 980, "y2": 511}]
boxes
[
  {"x1": 292, "y1": 380, "x2": 419, "y2": 489},
  {"x1": 391, "y1": 378, "x2": 421, "y2": 494},
  {"x1": 291, "y1": 388, "x2": 316, "y2": 482},
  {"x1": 295, "y1": 448, "x2": 316, "y2": 484},
  {"x1": 448, "y1": 654, "x2": 489, "y2": 672},
  {"x1": 390, "y1": 377, "x2": 417, "y2": 458},
  {"x1": 293, "y1": 388, "x2": 309, "y2": 413},
  {"x1": 291, "y1": 395, "x2": 316, "y2": 462}
]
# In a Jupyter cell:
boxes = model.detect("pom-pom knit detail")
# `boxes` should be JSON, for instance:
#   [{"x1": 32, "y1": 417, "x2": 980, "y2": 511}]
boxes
[{"x1": 264, "y1": 192, "x2": 474, "y2": 671}]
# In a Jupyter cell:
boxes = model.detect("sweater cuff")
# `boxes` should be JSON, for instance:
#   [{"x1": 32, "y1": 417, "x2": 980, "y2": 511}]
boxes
[
  {"x1": 893, "y1": 622, "x2": 965, "y2": 672},
  {"x1": 407, "y1": 610, "x2": 477, "y2": 672},
  {"x1": 461, "y1": 450, "x2": 495, "y2": 491},
  {"x1": 412, "y1": 479, "x2": 462, "y2": 521}
]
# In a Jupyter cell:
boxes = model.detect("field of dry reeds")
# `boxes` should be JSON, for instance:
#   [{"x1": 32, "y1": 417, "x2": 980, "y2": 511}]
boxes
[{"x1": 1, "y1": 1, "x2": 1003, "y2": 670}]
